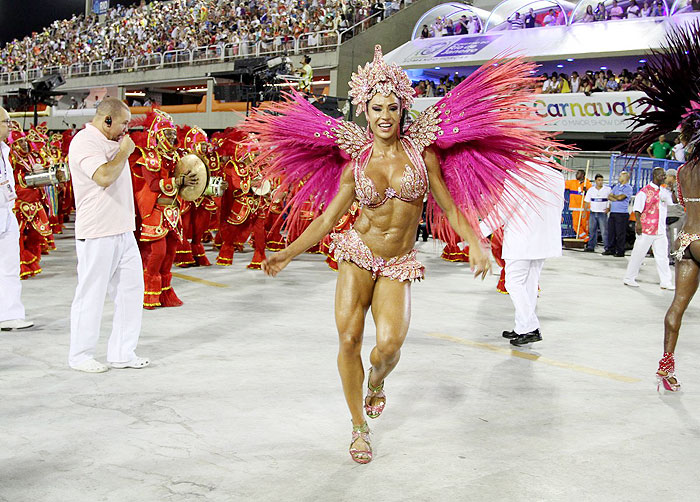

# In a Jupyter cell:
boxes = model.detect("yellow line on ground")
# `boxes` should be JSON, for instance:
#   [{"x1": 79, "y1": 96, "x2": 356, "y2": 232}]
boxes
[
  {"x1": 171, "y1": 272, "x2": 229, "y2": 288},
  {"x1": 427, "y1": 333, "x2": 641, "y2": 383}
]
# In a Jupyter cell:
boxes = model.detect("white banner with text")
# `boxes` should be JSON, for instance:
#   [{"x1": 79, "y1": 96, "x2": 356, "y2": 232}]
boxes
[{"x1": 411, "y1": 91, "x2": 650, "y2": 133}]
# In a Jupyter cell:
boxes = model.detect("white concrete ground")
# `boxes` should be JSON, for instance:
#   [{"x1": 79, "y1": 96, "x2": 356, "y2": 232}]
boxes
[{"x1": 2, "y1": 226, "x2": 700, "y2": 502}]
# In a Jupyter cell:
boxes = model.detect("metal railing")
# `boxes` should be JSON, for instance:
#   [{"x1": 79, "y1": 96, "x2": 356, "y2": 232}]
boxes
[
  {"x1": 338, "y1": 11, "x2": 383, "y2": 42},
  {"x1": 610, "y1": 154, "x2": 683, "y2": 193},
  {"x1": 0, "y1": 28, "x2": 343, "y2": 84}
]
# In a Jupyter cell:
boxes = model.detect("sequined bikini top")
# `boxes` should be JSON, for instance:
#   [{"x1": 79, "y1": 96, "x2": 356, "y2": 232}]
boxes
[{"x1": 354, "y1": 138, "x2": 429, "y2": 209}]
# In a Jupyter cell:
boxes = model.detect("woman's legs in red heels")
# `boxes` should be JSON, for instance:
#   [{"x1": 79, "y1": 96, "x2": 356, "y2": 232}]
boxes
[{"x1": 660, "y1": 243, "x2": 700, "y2": 391}]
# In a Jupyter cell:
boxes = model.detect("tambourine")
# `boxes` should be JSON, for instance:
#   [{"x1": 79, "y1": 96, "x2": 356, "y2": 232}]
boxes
[
  {"x1": 251, "y1": 179, "x2": 272, "y2": 196},
  {"x1": 175, "y1": 154, "x2": 209, "y2": 201}
]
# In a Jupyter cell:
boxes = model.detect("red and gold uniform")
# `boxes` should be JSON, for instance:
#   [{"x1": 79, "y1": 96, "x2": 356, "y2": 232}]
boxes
[
  {"x1": 264, "y1": 179, "x2": 286, "y2": 252},
  {"x1": 175, "y1": 126, "x2": 220, "y2": 267},
  {"x1": 286, "y1": 194, "x2": 321, "y2": 254},
  {"x1": 438, "y1": 226, "x2": 469, "y2": 263},
  {"x1": 41, "y1": 133, "x2": 68, "y2": 234},
  {"x1": 490, "y1": 227, "x2": 507, "y2": 294},
  {"x1": 26, "y1": 125, "x2": 57, "y2": 252},
  {"x1": 133, "y1": 111, "x2": 187, "y2": 309},
  {"x1": 440, "y1": 243, "x2": 469, "y2": 262},
  {"x1": 7, "y1": 123, "x2": 52, "y2": 278},
  {"x1": 59, "y1": 129, "x2": 76, "y2": 223},
  {"x1": 321, "y1": 202, "x2": 360, "y2": 270},
  {"x1": 216, "y1": 139, "x2": 267, "y2": 268}
]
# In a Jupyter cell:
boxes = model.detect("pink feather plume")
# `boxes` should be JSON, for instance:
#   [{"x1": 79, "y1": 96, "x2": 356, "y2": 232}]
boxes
[
  {"x1": 238, "y1": 90, "x2": 360, "y2": 235},
  {"x1": 414, "y1": 56, "x2": 570, "y2": 241}
]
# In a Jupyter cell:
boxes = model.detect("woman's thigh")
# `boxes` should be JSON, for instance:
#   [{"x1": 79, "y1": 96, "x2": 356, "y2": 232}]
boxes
[
  {"x1": 370, "y1": 276, "x2": 411, "y2": 352},
  {"x1": 335, "y1": 261, "x2": 375, "y2": 337}
]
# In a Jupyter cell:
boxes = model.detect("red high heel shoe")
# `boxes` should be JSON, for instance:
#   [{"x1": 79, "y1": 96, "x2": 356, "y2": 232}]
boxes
[{"x1": 657, "y1": 352, "x2": 681, "y2": 393}]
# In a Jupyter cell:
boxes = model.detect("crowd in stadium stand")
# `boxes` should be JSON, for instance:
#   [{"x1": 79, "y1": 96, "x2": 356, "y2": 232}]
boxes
[
  {"x1": 418, "y1": 15, "x2": 482, "y2": 37},
  {"x1": 0, "y1": 0, "x2": 401, "y2": 75},
  {"x1": 411, "y1": 67, "x2": 653, "y2": 97},
  {"x1": 419, "y1": 0, "x2": 672, "y2": 38},
  {"x1": 538, "y1": 68, "x2": 653, "y2": 94}
]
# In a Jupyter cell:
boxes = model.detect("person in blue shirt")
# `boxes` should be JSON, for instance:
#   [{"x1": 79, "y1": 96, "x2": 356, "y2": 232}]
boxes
[{"x1": 604, "y1": 171, "x2": 633, "y2": 257}]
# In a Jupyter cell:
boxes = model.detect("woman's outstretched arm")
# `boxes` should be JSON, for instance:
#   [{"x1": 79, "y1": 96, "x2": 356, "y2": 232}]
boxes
[
  {"x1": 424, "y1": 147, "x2": 491, "y2": 279},
  {"x1": 262, "y1": 163, "x2": 357, "y2": 277}
]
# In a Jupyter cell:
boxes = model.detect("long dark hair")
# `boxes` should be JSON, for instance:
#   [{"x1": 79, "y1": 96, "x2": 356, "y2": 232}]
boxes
[{"x1": 625, "y1": 20, "x2": 700, "y2": 162}]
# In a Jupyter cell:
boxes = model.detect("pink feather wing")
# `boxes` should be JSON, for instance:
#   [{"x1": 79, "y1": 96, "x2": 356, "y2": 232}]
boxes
[
  {"x1": 239, "y1": 89, "x2": 367, "y2": 234},
  {"x1": 407, "y1": 56, "x2": 568, "y2": 241}
]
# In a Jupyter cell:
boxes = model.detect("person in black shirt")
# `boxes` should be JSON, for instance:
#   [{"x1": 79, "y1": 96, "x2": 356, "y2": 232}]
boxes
[
  {"x1": 524, "y1": 8, "x2": 536, "y2": 28},
  {"x1": 456, "y1": 15, "x2": 469, "y2": 35}
]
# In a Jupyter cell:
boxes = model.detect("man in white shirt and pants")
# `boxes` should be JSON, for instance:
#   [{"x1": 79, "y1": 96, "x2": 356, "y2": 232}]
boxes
[
  {"x1": 623, "y1": 167, "x2": 676, "y2": 290},
  {"x1": 584, "y1": 174, "x2": 612, "y2": 252},
  {"x1": 68, "y1": 98, "x2": 149, "y2": 372},
  {"x1": 0, "y1": 107, "x2": 33, "y2": 331},
  {"x1": 481, "y1": 162, "x2": 565, "y2": 346}
]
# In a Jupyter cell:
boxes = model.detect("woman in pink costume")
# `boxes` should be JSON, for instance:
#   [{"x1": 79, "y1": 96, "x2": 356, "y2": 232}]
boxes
[
  {"x1": 626, "y1": 22, "x2": 700, "y2": 393},
  {"x1": 242, "y1": 46, "x2": 562, "y2": 463}
]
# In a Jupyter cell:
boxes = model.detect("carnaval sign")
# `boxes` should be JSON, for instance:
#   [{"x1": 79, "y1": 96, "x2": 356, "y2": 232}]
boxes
[{"x1": 411, "y1": 91, "x2": 651, "y2": 133}]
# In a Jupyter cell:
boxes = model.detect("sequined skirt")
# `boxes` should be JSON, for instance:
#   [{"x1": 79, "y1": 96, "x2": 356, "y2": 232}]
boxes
[
  {"x1": 329, "y1": 229, "x2": 425, "y2": 282},
  {"x1": 674, "y1": 230, "x2": 700, "y2": 261}
]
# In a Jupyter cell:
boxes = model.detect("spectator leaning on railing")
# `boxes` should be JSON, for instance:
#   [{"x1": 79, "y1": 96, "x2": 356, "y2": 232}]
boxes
[
  {"x1": 524, "y1": 9, "x2": 537, "y2": 28},
  {"x1": 609, "y1": 0, "x2": 626, "y2": 19},
  {"x1": 509, "y1": 12, "x2": 525, "y2": 30},
  {"x1": 582, "y1": 5, "x2": 596, "y2": 22}
]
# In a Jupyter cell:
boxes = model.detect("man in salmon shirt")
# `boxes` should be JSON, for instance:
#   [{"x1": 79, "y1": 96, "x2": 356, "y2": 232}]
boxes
[
  {"x1": 67, "y1": 98, "x2": 149, "y2": 373},
  {"x1": 623, "y1": 167, "x2": 676, "y2": 290}
]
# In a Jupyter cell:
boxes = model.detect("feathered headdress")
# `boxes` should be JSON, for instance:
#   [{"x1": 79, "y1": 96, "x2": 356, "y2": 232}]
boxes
[
  {"x1": 625, "y1": 20, "x2": 700, "y2": 162},
  {"x1": 348, "y1": 44, "x2": 415, "y2": 116}
]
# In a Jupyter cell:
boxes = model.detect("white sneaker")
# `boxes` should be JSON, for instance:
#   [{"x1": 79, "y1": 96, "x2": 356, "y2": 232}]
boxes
[
  {"x1": 623, "y1": 279, "x2": 640, "y2": 287},
  {"x1": 0, "y1": 319, "x2": 34, "y2": 331},
  {"x1": 110, "y1": 356, "x2": 150, "y2": 369},
  {"x1": 661, "y1": 284, "x2": 676, "y2": 291},
  {"x1": 71, "y1": 358, "x2": 109, "y2": 373}
]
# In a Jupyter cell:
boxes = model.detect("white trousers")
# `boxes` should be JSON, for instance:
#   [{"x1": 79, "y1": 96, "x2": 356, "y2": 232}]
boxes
[
  {"x1": 0, "y1": 212, "x2": 25, "y2": 322},
  {"x1": 624, "y1": 233, "x2": 673, "y2": 287},
  {"x1": 505, "y1": 259, "x2": 545, "y2": 335},
  {"x1": 69, "y1": 232, "x2": 144, "y2": 366}
]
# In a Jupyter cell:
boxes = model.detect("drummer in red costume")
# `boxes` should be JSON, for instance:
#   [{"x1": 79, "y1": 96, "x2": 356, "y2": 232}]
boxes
[
  {"x1": 216, "y1": 135, "x2": 266, "y2": 268},
  {"x1": 134, "y1": 110, "x2": 198, "y2": 309},
  {"x1": 42, "y1": 132, "x2": 68, "y2": 234},
  {"x1": 26, "y1": 125, "x2": 57, "y2": 253},
  {"x1": 175, "y1": 126, "x2": 220, "y2": 267},
  {"x1": 264, "y1": 178, "x2": 286, "y2": 252},
  {"x1": 7, "y1": 122, "x2": 52, "y2": 279}
]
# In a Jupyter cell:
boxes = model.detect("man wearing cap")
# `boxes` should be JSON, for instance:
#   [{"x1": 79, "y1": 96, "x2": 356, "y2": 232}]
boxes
[{"x1": 0, "y1": 106, "x2": 34, "y2": 332}]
